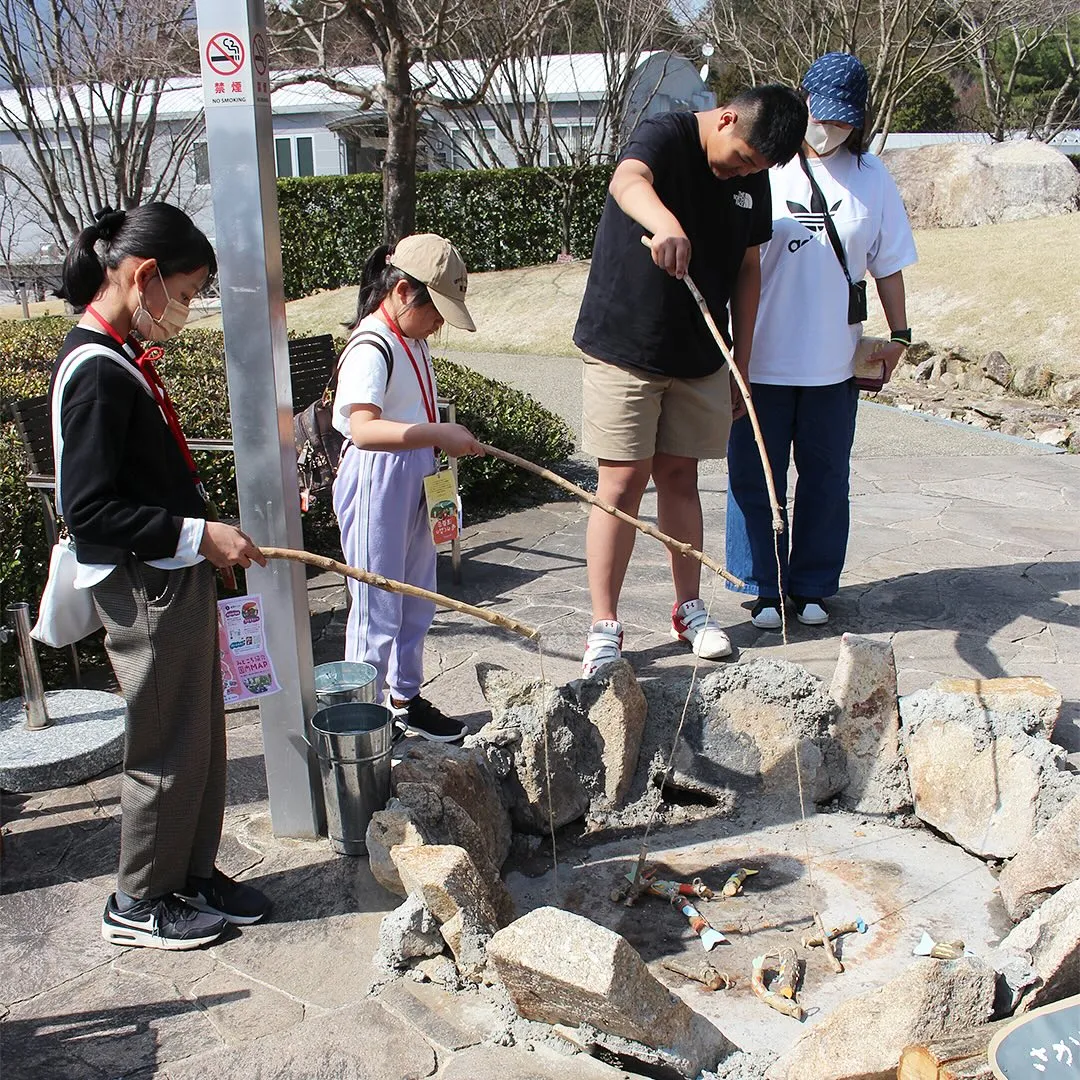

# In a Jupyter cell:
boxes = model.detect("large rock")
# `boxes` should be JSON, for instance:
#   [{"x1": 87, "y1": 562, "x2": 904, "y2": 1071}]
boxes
[
  {"x1": 391, "y1": 844, "x2": 512, "y2": 982},
  {"x1": 829, "y1": 634, "x2": 910, "y2": 814},
  {"x1": 365, "y1": 799, "x2": 430, "y2": 896},
  {"x1": 391, "y1": 741, "x2": 512, "y2": 874},
  {"x1": 771, "y1": 957, "x2": 997, "y2": 1080},
  {"x1": 373, "y1": 894, "x2": 446, "y2": 973},
  {"x1": 998, "y1": 795, "x2": 1080, "y2": 922},
  {"x1": 574, "y1": 660, "x2": 647, "y2": 804},
  {"x1": 930, "y1": 676, "x2": 1061, "y2": 739},
  {"x1": 472, "y1": 660, "x2": 646, "y2": 833},
  {"x1": 998, "y1": 877, "x2": 1080, "y2": 1012},
  {"x1": 901, "y1": 680, "x2": 1076, "y2": 859},
  {"x1": 659, "y1": 660, "x2": 846, "y2": 806},
  {"x1": 881, "y1": 141, "x2": 1080, "y2": 228},
  {"x1": 487, "y1": 907, "x2": 733, "y2": 1078}
]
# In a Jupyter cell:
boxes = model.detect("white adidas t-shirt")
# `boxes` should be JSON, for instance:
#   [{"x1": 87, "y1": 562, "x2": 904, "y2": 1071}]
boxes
[
  {"x1": 750, "y1": 150, "x2": 917, "y2": 386},
  {"x1": 333, "y1": 314, "x2": 438, "y2": 436}
]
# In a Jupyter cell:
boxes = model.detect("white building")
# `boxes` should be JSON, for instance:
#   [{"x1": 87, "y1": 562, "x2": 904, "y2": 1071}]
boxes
[{"x1": 0, "y1": 51, "x2": 713, "y2": 284}]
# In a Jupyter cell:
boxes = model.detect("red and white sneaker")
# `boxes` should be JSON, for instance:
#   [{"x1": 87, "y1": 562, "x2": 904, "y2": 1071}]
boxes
[
  {"x1": 671, "y1": 599, "x2": 732, "y2": 660},
  {"x1": 582, "y1": 620, "x2": 624, "y2": 677}
]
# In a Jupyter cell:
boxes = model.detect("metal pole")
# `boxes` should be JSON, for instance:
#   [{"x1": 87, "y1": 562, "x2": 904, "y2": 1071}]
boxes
[
  {"x1": 6, "y1": 604, "x2": 49, "y2": 729},
  {"x1": 19, "y1": 283, "x2": 30, "y2": 320},
  {"x1": 196, "y1": 0, "x2": 321, "y2": 837}
]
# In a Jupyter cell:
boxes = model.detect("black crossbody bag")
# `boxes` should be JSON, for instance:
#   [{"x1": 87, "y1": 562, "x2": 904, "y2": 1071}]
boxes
[
  {"x1": 797, "y1": 151, "x2": 868, "y2": 325},
  {"x1": 294, "y1": 332, "x2": 394, "y2": 509}
]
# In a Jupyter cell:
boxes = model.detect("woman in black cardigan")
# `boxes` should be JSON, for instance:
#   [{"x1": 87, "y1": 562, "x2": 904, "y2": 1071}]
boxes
[{"x1": 53, "y1": 203, "x2": 269, "y2": 950}]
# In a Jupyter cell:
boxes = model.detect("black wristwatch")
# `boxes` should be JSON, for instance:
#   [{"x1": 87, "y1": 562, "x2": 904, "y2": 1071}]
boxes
[{"x1": 890, "y1": 328, "x2": 912, "y2": 345}]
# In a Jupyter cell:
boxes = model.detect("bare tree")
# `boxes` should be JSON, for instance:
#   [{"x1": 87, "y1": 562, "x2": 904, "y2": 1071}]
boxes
[
  {"x1": 429, "y1": 0, "x2": 683, "y2": 170},
  {"x1": 0, "y1": 0, "x2": 204, "y2": 253},
  {"x1": 269, "y1": 0, "x2": 566, "y2": 243},
  {"x1": 687, "y1": 0, "x2": 1014, "y2": 144},
  {"x1": 960, "y1": 0, "x2": 1080, "y2": 140}
]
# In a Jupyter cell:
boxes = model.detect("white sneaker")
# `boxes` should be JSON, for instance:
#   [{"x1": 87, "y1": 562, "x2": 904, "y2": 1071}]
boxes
[
  {"x1": 582, "y1": 620, "x2": 624, "y2": 677},
  {"x1": 670, "y1": 599, "x2": 732, "y2": 660},
  {"x1": 751, "y1": 597, "x2": 783, "y2": 630},
  {"x1": 791, "y1": 596, "x2": 829, "y2": 625}
]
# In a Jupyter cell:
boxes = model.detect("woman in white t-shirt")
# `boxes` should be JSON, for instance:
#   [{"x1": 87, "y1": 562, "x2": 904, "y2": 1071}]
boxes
[
  {"x1": 725, "y1": 52, "x2": 917, "y2": 629},
  {"x1": 333, "y1": 234, "x2": 482, "y2": 741}
]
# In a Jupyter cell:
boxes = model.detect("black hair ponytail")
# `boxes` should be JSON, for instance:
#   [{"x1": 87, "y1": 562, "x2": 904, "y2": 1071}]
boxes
[
  {"x1": 344, "y1": 242, "x2": 432, "y2": 332},
  {"x1": 56, "y1": 203, "x2": 217, "y2": 308}
]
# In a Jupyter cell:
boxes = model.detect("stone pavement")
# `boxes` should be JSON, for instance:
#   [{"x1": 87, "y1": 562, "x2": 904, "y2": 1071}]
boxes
[{"x1": 2, "y1": 374, "x2": 1078, "y2": 1078}]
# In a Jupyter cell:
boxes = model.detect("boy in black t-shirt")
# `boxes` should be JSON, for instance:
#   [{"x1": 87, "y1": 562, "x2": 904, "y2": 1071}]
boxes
[{"x1": 574, "y1": 86, "x2": 807, "y2": 677}]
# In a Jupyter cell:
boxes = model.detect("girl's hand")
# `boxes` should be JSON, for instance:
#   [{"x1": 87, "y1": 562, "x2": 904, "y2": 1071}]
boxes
[
  {"x1": 870, "y1": 341, "x2": 907, "y2": 383},
  {"x1": 200, "y1": 522, "x2": 267, "y2": 568},
  {"x1": 436, "y1": 423, "x2": 484, "y2": 457}
]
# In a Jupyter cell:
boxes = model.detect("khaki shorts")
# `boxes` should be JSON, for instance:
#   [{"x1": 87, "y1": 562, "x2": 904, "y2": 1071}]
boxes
[{"x1": 581, "y1": 355, "x2": 732, "y2": 461}]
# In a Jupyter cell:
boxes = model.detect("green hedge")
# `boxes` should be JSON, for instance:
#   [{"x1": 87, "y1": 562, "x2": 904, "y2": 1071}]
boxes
[
  {"x1": 277, "y1": 164, "x2": 615, "y2": 300},
  {"x1": 0, "y1": 319, "x2": 574, "y2": 696}
]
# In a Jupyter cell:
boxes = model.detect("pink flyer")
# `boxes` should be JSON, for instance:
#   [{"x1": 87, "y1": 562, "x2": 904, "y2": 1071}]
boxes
[{"x1": 216, "y1": 594, "x2": 282, "y2": 704}]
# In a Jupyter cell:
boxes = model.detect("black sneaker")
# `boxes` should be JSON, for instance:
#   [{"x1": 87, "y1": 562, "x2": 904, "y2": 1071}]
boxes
[
  {"x1": 790, "y1": 596, "x2": 829, "y2": 625},
  {"x1": 101, "y1": 893, "x2": 227, "y2": 950},
  {"x1": 750, "y1": 597, "x2": 783, "y2": 630},
  {"x1": 176, "y1": 868, "x2": 270, "y2": 925},
  {"x1": 390, "y1": 696, "x2": 467, "y2": 743}
]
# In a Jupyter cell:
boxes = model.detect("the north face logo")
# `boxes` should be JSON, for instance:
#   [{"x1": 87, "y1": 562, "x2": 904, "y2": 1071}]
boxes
[{"x1": 733, "y1": 191, "x2": 752, "y2": 210}]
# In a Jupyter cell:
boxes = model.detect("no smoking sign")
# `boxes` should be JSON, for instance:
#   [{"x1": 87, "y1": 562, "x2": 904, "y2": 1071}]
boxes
[{"x1": 206, "y1": 32, "x2": 245, "y2": 76}]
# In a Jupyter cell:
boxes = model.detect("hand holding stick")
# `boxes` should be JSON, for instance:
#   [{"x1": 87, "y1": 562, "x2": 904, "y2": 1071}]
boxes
[
  {"x1": 261, "y1": 547, "x2": 539, "y2": 640},
  {"x1": 639, "y1": 234, "x2": 783, "y2": 535}
]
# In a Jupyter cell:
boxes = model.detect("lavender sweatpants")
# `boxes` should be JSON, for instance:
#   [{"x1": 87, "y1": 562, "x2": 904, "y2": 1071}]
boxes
[{"x1": 333, "y1": 445, "x2": 437, "y2": 703}]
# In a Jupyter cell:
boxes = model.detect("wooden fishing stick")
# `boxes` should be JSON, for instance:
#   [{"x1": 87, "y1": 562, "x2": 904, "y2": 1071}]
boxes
[
  {"x1": 640, "y1": 235, "x2": 784, "y2": 534},
  {"x1": 479, "y1": 444, "x2": 744, "y2": 588},
  {"x1": 261, "y1": 547, "x2": 539, "y2": 640}
]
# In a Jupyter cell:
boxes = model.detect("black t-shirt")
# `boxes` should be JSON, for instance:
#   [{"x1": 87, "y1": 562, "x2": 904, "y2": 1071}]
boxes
[{"x1": 574, "y1": 111, "x2": 772, "y2": 379}]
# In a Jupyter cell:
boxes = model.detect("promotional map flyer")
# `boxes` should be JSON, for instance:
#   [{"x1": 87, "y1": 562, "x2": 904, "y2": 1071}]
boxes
[{"x1": 217, "y1": 594, "x2": 282, "y2": 704}]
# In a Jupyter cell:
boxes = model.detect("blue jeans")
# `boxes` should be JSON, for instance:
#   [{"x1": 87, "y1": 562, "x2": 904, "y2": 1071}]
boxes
[{"x1": 725, "y1": 380, "x2": 859, "y2": 598}]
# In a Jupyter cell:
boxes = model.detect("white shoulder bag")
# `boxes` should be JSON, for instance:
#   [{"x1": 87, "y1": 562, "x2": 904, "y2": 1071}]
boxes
[{"x1": 30, "y1": 343, "x2": 154, "y2": 649}]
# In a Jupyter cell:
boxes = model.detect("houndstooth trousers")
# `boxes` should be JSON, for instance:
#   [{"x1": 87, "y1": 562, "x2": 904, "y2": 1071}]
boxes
[{"x1": 92, "y1": 559, "x2": 225, "y2": 899}]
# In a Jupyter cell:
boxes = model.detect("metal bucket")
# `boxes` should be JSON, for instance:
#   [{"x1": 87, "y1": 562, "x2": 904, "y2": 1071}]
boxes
[
  {"x1": 313, "y1": 661, "x2": 378, "y2": 708},
  {"x1": 309, "y1": 702, "x2": 392, "y2": 855}
]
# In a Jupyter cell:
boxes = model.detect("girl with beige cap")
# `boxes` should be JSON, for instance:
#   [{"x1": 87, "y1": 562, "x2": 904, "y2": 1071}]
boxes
[{"x1": 332, "y1": 233, "x2": 482, "y2": 742}]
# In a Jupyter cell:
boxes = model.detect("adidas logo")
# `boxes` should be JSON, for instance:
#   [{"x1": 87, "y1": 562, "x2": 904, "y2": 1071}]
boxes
[{"x1": 786, "y1": 198, "x2": 842, "y2": 232}]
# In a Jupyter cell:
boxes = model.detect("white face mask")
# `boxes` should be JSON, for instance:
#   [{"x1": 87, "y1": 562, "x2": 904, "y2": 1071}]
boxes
[
  {"x1": 805, "y1": 119, "x2": 850, "y2": 156},
  {"x1": 133, "y1": 269, "x2": 190, "y2": 342}
]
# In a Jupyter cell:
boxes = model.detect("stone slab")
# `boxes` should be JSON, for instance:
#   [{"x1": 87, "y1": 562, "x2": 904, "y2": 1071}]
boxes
[
  {"x1": 435, "y1": 1042, "x2": 636, "y2": 1079},
  {"x1": 378, "y1": 979, "x2": 504, "y2": 1052},
  {"x1": 160, "y1": 1000, "x2": 437, "y2": 1079},
  {"x1": 0, "y1": 690, "x2": 125, "y2": 792},
  {"x1": 4, "y1": 964, "x2": 224, "y2": 1079}
]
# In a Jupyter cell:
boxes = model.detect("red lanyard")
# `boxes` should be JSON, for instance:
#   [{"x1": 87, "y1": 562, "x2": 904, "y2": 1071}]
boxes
[
  {"x1": 380, "y1": 304, "x2": 437, "y2": 424},
  {"x1": 86, "y1": 306, "x2": 203, "y2": 492}
]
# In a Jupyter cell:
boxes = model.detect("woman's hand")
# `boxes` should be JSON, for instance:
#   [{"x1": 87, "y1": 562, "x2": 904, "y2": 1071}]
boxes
[
  {"x1": 870, "y1": 341, "x2": 907, "y2": 383},
  {"x1": 436, "y1": 423, "x2": 485, "y2": 457},
  {"x1": 200, "y1": 522, "x2": 266, "y2": 569}
]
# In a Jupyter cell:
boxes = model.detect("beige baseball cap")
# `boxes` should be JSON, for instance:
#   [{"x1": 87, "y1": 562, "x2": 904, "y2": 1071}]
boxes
[{"x1": 389, "y1": 233, "x2": 475, "y2": 332}]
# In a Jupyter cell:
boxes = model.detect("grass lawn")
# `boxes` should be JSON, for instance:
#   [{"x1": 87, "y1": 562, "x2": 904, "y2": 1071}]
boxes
[{"x1": 9, "y1": 213, "x2": 1079, "y2": 377}]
